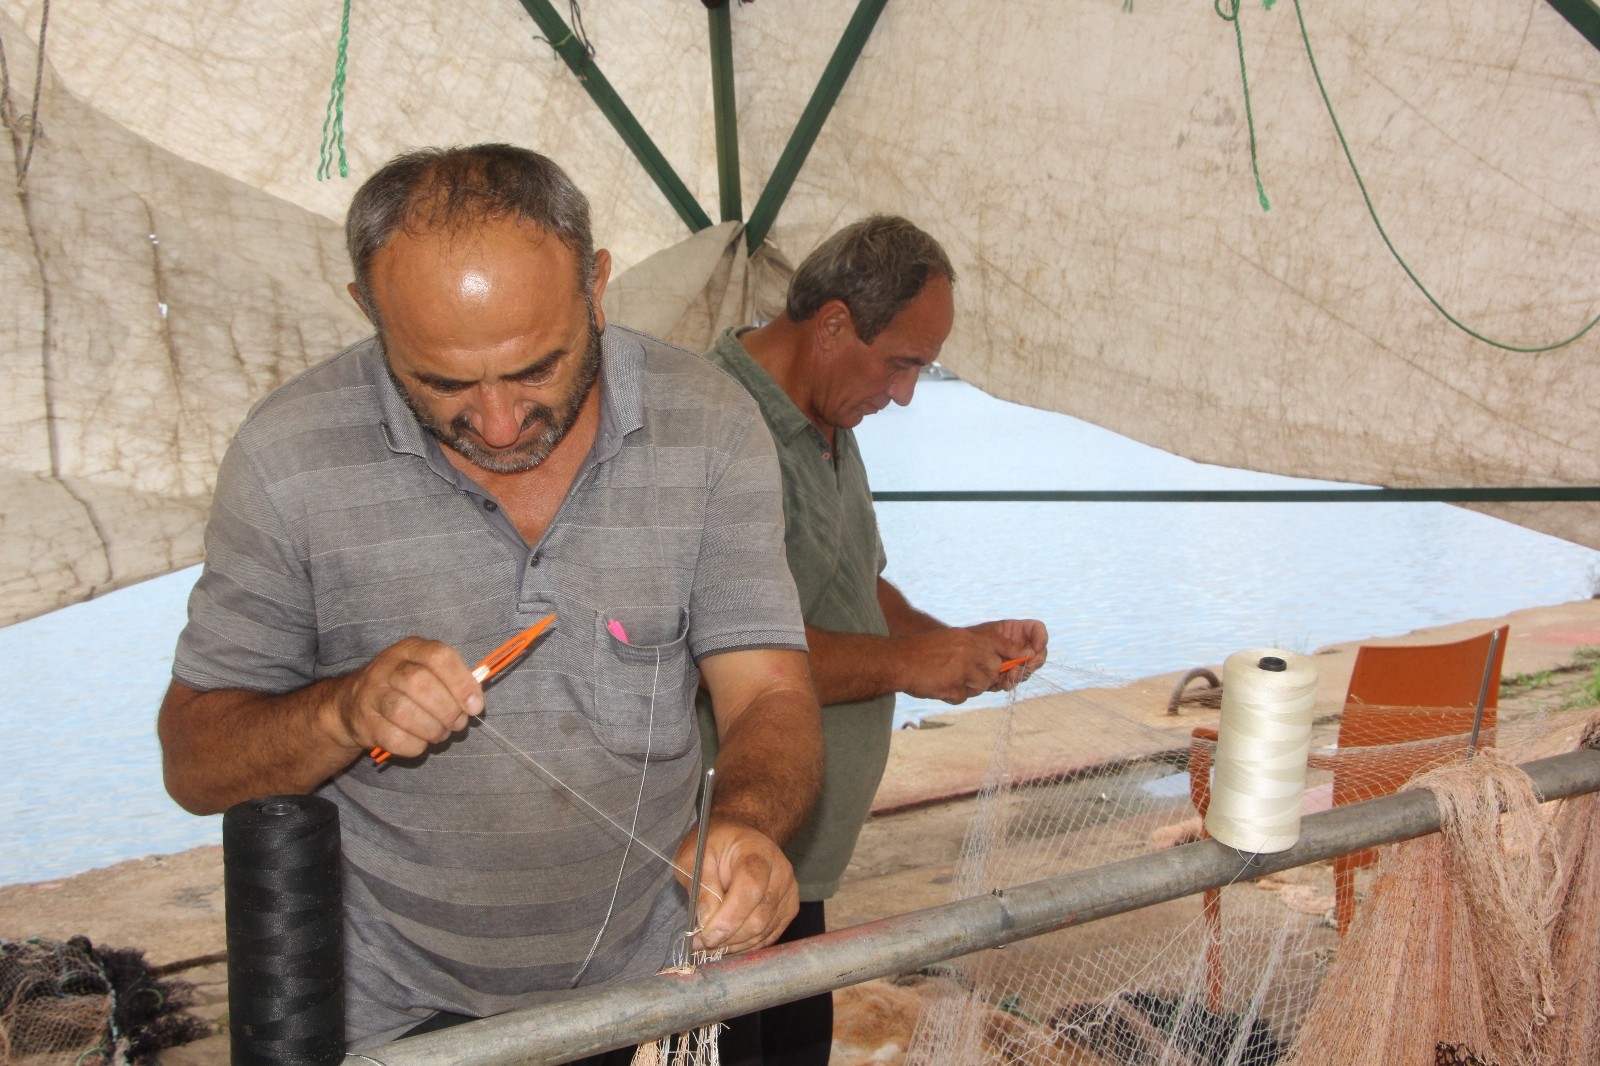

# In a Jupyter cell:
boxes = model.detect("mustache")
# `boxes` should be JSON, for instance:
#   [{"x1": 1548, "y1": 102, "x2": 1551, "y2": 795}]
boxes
[{"x1": 450, "y1": 400, "x2": 555, "y2": 440}]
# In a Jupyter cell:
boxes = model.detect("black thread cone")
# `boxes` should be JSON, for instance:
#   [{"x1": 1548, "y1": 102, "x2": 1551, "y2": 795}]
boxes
[{"x1": 224, "y1": 795, "x2": 344, "y2": 1065}]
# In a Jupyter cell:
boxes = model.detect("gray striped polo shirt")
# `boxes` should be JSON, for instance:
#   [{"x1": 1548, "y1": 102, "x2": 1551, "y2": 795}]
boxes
[{"x1": 173, "y1": 326, "x2": 806, "y2": 1044}]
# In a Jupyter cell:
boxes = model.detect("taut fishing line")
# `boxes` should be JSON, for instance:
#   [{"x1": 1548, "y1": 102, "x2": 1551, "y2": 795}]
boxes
[
  {"x1": 472, "y1": 714, "x2": 714, "y2": 899},
  {"x1": 571, "y1": 644, "x2": 664, "y2": 987}
]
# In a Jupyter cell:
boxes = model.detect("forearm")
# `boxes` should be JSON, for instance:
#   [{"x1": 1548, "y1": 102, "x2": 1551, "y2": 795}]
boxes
[
  {"x1": 804, "y1": 579, "x2": 948, "y2": 704},
  {"x1": 158, "y1": 679, "x2": 362, "y2": 816},
  {"x1": 710, "y1": 676, "x2": 823, "y2": 845},
  {"x1": 699, "y1": 649, "x2": 823, "y2": 846},
  {"x1": 809, "y1": 595, "x2": 1049, "y2": 706},
  {"x1": 804, "y1": 624, "x2": 916, "y2": 705},
  {"x1": 161, "y1": 637, "x2": 487, "y2": 815}
]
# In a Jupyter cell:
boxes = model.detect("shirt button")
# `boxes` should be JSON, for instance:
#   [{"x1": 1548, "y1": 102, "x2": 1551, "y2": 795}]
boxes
[
  {"x1": 483, "y1": 499, "x2": 498, "y2": 512},
  {"x1": 821, "y1": 451, "x2": 833, "y2": 461},
  {"x1": 528, "y1": 553, "x2": 540, "y2": 568}
]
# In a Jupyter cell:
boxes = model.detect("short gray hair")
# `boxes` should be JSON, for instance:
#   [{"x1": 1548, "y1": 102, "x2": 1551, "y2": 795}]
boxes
[
  {"x1": 346, "y1": 144, "x2": 596, "y2": 322},
  {"x1": 785, "y1": 215, "x2": 955, "y2": 343}
]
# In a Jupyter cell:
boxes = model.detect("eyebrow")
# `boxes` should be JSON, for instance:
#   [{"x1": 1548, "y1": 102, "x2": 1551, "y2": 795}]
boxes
[{"x1": 411, "y1": 347, "x2": 568, "y2": 390}]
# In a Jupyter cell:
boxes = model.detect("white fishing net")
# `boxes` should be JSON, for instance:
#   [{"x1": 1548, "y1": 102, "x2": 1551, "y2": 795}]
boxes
[{"x1": 900, "y1": 660, "x2": 1597, "y2": 1066}]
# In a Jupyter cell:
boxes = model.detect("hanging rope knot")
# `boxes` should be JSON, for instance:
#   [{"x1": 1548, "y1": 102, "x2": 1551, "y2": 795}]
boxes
[
  {"x1": 4, "y1": 111, "x2": 42, "y2": 136},
  {"x1": 0, "y1": 0, "x2": 51, "y2": 186}
]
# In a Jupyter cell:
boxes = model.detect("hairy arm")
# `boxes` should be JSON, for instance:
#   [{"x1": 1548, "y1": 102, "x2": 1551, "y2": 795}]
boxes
[
  {"x1": 677, "y1": 647, "x2": 822, "y2": 955},
  {"x1": 158, "y1": 637, "x2": 485, "y2": 815},
  {"x1": 804, "y1": 578, "x2": 1047, "y2": 705}
]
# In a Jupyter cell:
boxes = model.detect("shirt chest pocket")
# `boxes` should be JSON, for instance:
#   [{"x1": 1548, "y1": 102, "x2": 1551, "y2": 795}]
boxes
[{"x1": 590, "y1": 606, "x2": 697, "y2": 757}]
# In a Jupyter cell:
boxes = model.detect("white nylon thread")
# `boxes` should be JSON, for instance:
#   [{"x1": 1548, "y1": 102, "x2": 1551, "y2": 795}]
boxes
[
  {"x1": 1205, "y1": 648, "x2": 1319, "y2": 854},
  {"x1": 571, "y1": 644, "x2": 663, "y2": 986}
]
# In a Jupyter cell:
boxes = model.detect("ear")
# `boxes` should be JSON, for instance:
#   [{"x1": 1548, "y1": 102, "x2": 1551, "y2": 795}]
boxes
[
  {"x1": 813, "y1": 298, "x2": 856, "y2": 351},
  {"x1": 590, "y1": 249, "x2": 613, "y2": 331},
  {"x1": 347, "y1": 282, "x2": 373, "y2": 323}
]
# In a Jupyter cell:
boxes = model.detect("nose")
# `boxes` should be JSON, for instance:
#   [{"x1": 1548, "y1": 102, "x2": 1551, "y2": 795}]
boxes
[
  {"x1": 473, "y1": 386, "x2": 525, "y2": 449},
  {"x1": 888, "y1": 372, "x2": 918, "y2": 408}
]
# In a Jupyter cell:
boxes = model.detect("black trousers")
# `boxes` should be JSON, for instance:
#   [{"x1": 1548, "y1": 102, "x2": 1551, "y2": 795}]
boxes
[{"x1": 716, "y1": 900, "x2": 832, "y2": 1066}]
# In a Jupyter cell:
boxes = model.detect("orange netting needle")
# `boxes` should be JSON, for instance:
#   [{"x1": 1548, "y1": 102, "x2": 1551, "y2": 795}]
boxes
[
  {"x1": 369, "y1": 613, "x2": 557, "y2": 766},
  {"x1": 1000, "y1": 657, "x2": 1029, "y2": 672}
]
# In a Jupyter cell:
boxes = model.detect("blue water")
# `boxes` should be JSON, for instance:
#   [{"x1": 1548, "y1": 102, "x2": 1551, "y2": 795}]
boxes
[
  {"x1": 1, "y1": 380, "x2": 1594, "y2": 886},
  {"x1": 861, "y1": 383, "x2": 1599, "y2": 722}
]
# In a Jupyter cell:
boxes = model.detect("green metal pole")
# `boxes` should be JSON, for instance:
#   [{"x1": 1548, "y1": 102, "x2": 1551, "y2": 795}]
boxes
[
  {"x1": 707, "y1": 1, "x2": 742, "y2": 223},
  {"x1": 743, "y1": 0, "x2": 891, "y2": 253},
  {"x1": 516, "y1": 0, "x2": 713, "y2": 233},
  {"x1": 1544, "y1": 0, "x2": 1600, "y2": 53}
]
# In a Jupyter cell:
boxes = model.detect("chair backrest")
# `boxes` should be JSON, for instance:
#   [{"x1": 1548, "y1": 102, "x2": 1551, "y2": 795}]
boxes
[{"x1": 1330, "y1": 625, "x2": 1509, "y2": 881}]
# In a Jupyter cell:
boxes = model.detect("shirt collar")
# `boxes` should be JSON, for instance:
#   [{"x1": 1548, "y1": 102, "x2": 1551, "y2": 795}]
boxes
[{"x1": 711, "y1": 327, "x2": 817, "y2": 444}]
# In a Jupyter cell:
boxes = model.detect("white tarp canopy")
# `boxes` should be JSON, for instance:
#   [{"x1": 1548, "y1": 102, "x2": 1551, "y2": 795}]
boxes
[{"x1": 3, "y1": 0, "x2": 1597, "y2": 626}]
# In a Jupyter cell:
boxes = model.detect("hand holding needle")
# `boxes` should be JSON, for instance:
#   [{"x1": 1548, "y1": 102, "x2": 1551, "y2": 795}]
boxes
[{"x1": 369, "y1": 613, "x2": 556, "y2": 765}]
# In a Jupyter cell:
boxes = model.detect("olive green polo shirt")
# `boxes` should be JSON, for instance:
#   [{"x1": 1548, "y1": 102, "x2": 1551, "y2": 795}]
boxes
[{"x1": 698, "y1": 327, "x2": 895, "y2": 900}]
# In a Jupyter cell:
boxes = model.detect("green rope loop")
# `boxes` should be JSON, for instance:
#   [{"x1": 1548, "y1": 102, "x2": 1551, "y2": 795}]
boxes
[
  {"x1": 317, "y1": 0, "x2": 351, "y2": 181},
  {"x1": 1217, "y1": 0, "x2": 1271, "y2": 211},
  {"x1": 532, "y1": 28, "x2": 576, "y2": 51},
  {"x1": 1285, "y1": 0, "x2": 1600, "y2": 353}
]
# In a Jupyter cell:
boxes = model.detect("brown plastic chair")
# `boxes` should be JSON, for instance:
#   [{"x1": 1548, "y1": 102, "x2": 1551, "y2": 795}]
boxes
[{"x1": 1186, "y1": 625, "x2": 1509, "y2": 1008}]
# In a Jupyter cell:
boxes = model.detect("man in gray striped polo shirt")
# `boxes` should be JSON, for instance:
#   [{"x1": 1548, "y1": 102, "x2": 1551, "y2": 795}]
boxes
[{"x1": 158, "y1": 144, "x2": 823, "y2": 1054}]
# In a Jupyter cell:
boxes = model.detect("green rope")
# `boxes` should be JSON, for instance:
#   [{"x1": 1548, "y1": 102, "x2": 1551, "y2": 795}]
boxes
[
  {"x1": 317, "y1": 0, "x2": 351, "y2": 181},
  {"x1": 1223, "y1": 0, "x2": 1600, "y2": 352},
  {"x1": 1216, "y1": 0, "x2": 1270, "y2": 211},
  {"x1": 532, "y1": 29, "x2": 576, "y2": 51},
  {"x1": 1284, "y1": 0, "x2": 1600, "y2": 353}
]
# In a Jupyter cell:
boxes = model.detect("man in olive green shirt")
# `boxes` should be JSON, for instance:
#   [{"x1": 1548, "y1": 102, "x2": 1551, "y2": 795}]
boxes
[{"x1": 698, "y1": 215, "x2": 1050, "y2": 1066}]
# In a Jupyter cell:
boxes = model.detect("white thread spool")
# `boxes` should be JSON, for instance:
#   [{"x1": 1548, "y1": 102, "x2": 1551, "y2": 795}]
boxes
[{"x1": 1205, "y1": 648, "x2": 1319, "y2": 853}]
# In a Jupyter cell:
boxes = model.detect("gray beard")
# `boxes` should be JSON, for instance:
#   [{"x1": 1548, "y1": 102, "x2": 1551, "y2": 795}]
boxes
[{"x1": 385, "y1": 320, "x2": 603, "y2": 475}]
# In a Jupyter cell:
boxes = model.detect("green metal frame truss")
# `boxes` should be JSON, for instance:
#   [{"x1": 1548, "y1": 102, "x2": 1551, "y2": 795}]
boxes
[
  {"x1": 1546, "y1": 0, "x2": 1600, "y2": 53},
  {"x1": 516, "y1": 0, "x2": 713, "y2": 232},
  {"x1": 744, "y1": 0, "x2": 891, "y2": 253},
  {"x1": 516, "y1": 0, "x2": 894, "y2": 246},
  {"x1": 708, "y1": 1, "x2": 742, "y2": 223}
]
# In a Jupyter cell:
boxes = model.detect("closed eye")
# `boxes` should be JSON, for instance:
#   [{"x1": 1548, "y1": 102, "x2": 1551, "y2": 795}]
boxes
[
  {"x1": 414, "y1": 375, "x2": 470, "y2": 396},
  {"x1": 510, "y1": 358, "x2": 561, "y2": 386}
]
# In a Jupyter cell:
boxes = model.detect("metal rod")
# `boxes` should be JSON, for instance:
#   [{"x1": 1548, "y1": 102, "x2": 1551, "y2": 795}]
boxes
[
  {"x1": 514, "y1": 0, "x2": 712, "y2": 233},
  {"x1": 371, "y1": 747, "x2": 1600, "y2": 1066},
  {"x1": 871, "y1": 487, "x2": 1600, "y2": 504},
  {"x1": 706, "y1": 2, "x2": 742, "y2": 223},
  {"x1": 1467, "y1": 628, "x2": 1503, "y2": 759},
  {"x1": 680, "y1": 767, "x2": 716, "y2": 967},
  {"x1": 743, "y1": 0, "x2": 890, "y2": 253}
]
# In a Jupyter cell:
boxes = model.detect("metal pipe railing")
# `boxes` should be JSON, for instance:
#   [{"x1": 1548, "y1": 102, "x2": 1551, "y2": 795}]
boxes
[{"x1": 369, "y1": 747, "x2": 1600, "y2": 1065}]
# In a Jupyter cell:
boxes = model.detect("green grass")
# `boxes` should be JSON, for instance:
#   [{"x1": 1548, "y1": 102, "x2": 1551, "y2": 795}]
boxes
[
  {"x1": 1501, "y1": 669, "x2": 1555, "y2": 695},
  {"x1": 1560, "y1": 660, "x2": 1600, "y2": 710}
]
